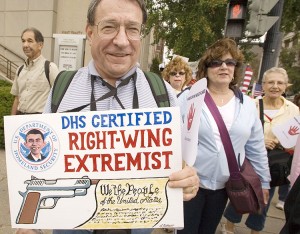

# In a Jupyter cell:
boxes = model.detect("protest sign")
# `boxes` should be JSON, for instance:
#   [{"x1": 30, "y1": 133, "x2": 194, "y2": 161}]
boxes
[
  {"x1": 272, "y1": 116, "x2": 300, "y2": 148},
  {"x1": 4, "y1": 107, "x2": 183, "y2": 230},
  {"x1": 182, "y1": 78, "x2": 207, "y2": 166}
]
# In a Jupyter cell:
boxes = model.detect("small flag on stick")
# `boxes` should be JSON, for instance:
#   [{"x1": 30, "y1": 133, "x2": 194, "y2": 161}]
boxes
[
  {"x1": 252, "y1": 82, "x2": 263, "y2": 98},
  {"x1": 241, "y1": 65, "x2": 253, "y2": 94}
]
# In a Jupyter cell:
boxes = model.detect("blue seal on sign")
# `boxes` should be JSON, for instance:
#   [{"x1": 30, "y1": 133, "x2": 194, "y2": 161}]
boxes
[{"x1": 11, "y1": 121, "x2": 60, "y2": 172}]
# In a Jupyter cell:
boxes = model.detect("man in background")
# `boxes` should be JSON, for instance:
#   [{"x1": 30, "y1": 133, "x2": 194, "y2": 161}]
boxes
[{"x1": 10, "y1": 27, "x2": 59, "y2": 115}]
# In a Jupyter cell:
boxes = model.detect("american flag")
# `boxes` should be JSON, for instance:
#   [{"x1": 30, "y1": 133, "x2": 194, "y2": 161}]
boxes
[
  {"x1": 252, "y1": 83, "x2": 263, "y2": 98},
  {"x1": 241, "y1": 65, "x2": 253, "y2": 94}
]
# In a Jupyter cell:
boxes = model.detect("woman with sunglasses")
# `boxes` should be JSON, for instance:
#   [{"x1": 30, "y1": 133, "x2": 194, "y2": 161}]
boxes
[
  {"x1": 162, "y1": 56, "x2": 193, "y2": 95},
  {"x1": 177, "y1": 38, "x2": 271, "y2": 234}
]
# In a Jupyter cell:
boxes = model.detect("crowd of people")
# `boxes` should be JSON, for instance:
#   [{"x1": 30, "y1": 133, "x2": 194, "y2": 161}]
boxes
[
  {"x1": 11, "y1": 28, "x2": 59, "y2": 115},
  {"x1": 8, "y1": 0, "x2": 300, "y2": 234}
]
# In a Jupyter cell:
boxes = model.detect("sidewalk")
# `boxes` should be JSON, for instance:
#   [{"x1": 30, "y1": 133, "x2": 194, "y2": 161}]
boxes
[
  {"x1": 217, "y1": 199, "x2": 286, "y2": 233},
  {"x1": 0, "y1": 149, "x2": 285, "y2": 234}
]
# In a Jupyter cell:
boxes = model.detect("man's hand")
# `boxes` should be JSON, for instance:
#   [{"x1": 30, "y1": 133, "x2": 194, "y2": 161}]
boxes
[{"x1": 168, "y1": 165, "x2": 200, "y2": 201}]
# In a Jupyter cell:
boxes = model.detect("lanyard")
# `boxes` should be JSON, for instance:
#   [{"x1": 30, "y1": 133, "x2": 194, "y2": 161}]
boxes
[
  {"x1": 63, "y1": 72, "x2": 139, "y2": 112},
  {"x1": 264, "y1": 113, "x2": 273, "y2": 122}
]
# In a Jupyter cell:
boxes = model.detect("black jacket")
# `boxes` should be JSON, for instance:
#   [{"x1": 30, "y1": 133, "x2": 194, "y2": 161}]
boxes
[
  {"x1": 280, "y1": 175, "x2": 300, "y2": 234},
  {"x1": 27, "y1": 153, "x2": 46, "y2": 162}
]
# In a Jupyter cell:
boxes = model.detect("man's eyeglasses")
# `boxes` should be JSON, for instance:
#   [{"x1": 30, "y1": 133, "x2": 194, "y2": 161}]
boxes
[
  {"x1": 169, "y1": 71, "x2": 186, "y2": 76},
  {"x1": 207, "y1": 59, "x2": 237, "y2": 68},
  {"x1": 95, "y1": 20, "x2": 144, "y2": 40}
]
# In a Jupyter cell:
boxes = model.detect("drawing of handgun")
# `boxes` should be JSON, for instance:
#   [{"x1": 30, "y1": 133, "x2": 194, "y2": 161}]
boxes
[{"x1": 16, "y1": 176, "x2": 99, "y2": 224}]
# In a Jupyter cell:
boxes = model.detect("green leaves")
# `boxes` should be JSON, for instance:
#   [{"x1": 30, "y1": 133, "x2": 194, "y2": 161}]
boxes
[
  {"x1": 145, "y1": 0, "x2": 227, "y2": 61},
  {"x1": 0, "y1": 80, "x2": 13, "y2": 149},
  {"x1": 280, "y1": 46, "x2": 300, "y2": 94},
  {"x1": 282, "y1": 0, "x2": 300, "y2": 33}
]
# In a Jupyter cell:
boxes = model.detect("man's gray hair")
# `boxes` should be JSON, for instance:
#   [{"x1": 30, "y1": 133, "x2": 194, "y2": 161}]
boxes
[{"x1": 87, "y1": 0, "x2": 147, "y2": 25}]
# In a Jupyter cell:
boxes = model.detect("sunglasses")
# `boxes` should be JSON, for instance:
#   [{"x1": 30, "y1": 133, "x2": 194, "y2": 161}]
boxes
[
  {"x1": 169, "y1": 71, "x2": 186, "y2": 76},
  {"x1": 207, "y1": 59, "x2": 237, "y2": 68}
]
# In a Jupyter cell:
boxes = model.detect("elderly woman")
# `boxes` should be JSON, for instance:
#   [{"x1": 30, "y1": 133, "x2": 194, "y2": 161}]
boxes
[
  {"x1": 162, "y1": 56, "x2": 192, "y2": 95},
  {"x1": 223, "y1": 67, "x2": 299, "y2": 234},
  {"x1": 177, "y1": 38, "x2": 271, "y2": 234}
]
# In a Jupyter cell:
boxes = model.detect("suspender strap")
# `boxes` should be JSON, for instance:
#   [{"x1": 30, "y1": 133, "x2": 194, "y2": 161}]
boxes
[
  {"x1": 64, "y1": 73, "x2": 137, "y2": 113},
  {"x1": 259, "y1": 98, "x2": 264, "y2": 129}
]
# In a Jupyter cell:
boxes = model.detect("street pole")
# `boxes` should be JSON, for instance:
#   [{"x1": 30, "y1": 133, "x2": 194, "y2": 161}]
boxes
[{"x1": 257, "y1": 0, "x2": 284, "y2": 84}]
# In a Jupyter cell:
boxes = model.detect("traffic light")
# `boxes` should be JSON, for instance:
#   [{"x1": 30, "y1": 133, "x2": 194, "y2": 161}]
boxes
[
  {"x1": 246, "y1": 0, "x2": 279, "y2": 38},
  {"x1": 225, "y1": 0, "x2": 248, "y2": 38}
]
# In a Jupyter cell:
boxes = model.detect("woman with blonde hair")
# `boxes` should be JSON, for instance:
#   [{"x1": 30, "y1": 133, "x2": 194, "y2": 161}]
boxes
[
  {"x1": 162, "y1": 56, "x2": 192, "y2": 95},
  {"x1": 222, "y1": 67, "x2": 299, "y2": 234}
]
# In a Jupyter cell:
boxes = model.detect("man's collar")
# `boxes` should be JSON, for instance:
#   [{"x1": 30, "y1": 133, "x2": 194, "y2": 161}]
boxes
[
  {"x1": 30, "y1": 153, "x2": 42, "y2": 161},
  {"x1": 25, "y1": 54, "x2": 44, "y2": 66}
]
